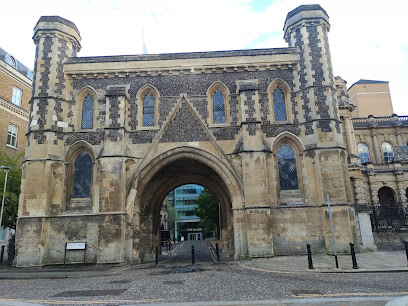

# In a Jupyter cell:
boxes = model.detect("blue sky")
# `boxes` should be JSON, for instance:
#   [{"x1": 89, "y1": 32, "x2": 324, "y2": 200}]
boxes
[{"x1": 1, "y1": 0, "x2": 406, "y2": 115}]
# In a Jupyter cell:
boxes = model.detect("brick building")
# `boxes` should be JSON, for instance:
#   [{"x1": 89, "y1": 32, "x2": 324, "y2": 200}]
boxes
[
  {"x1": 337, "y1": 76, "x2": 408, "y2": 251},
  {"x1": 0, "y1": 47, "x2": 32, "y2": 253},
  {"x1": 0, "y1": 47, "x2": 32, "y2": 156}
]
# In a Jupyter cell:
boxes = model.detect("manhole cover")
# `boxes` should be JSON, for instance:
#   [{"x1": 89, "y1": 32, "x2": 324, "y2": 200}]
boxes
[
  {"x1": 54, "y1": 289, "x2": 127, "y2": 297},
  {"x1": 109, "y1": 279, "x2": 132, "y2": 284},
  {"x1": 292, "y1": 290, "x2": 322, "y2": 296},
  {"x1": 163, "y1": 280, "x2": 184, "y2": 285}
]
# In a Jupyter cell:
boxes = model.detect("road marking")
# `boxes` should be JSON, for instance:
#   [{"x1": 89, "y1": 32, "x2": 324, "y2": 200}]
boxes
[
  {"x1": 292, "y1": 291, "x2": 408, "y2": 298},
  {"x1": 206, "y1": 240, "x2": 218, "y2": 263},
  {"x1": 0, "y1": 298, "x2": 166, "y2": 304},
  {"x1": 237, "y1": 261, "x2": 296, "y2": 274}
]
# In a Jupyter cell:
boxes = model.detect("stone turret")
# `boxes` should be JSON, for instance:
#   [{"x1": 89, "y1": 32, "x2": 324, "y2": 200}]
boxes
[
  {"x1": 284, "y1": 5, "x2": 341, "y2": 142},
  {"x1": 16, "y1": 17, "x2": 81, "y2": 266},
  {"x1": 29, "y1": 17, "x2": 81, "y2": 152}
]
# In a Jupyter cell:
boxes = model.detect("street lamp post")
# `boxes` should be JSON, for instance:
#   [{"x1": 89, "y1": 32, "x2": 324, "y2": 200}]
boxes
[{"x1": 0, "y1": 166, "x2": 11, "y2": 232}]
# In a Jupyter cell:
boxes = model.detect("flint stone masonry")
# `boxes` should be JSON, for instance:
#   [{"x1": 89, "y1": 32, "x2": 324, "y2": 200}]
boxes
[{"x1": 17, "y1": 5, "x2": 360, "y2": 267}]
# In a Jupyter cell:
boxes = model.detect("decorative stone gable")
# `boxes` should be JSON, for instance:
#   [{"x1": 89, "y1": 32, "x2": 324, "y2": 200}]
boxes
[{"x1": 160, "y1": 101, "x2": 210, "y2": 143}]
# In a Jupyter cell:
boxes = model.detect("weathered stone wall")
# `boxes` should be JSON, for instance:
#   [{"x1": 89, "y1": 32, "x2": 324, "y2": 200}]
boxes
[{"x1": 16, "y1": 5, "x2": 359, "y2": 266}]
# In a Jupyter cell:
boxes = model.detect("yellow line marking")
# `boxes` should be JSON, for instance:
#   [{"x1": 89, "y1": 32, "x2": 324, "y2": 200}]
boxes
[
  {"x1": 0, "y1": 298, "x2": 166, "y2": 305},
  {"x1": 292, "y1": 292, "x2": 408, "y2": 298},
  {"x1": 237, "y1": 261, "x2": 296, "y2": 274}
]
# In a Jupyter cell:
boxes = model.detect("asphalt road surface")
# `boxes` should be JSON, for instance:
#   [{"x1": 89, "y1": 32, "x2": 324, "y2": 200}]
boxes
[
  {"x1": 161, "y1": 240, "x2": 215, "y2": 265},
  {"x1": 0, "y1": 250, "x2": 407, "y2": 305}
]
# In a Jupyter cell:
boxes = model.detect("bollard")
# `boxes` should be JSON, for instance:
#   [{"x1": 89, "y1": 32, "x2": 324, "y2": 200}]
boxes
[
  {"x1": 169, "y1": 241, "x2": 171, "y2": 251},
  {"x1": 350, "y1": 242, "x2": 358, "y2": 269},
  {"x1": 306, "y1": 243, "x2": 313, "y2": 269},
  {"x1": 192, "y1": 245, "x2": 195, "y2": 265},
  {"x1": 215, "y1": 243, "x2": 220, "y2": 263},
  {"x1": 155, "y1": 246, "x2": 159, "y2": 266},
  {"x1": 404, "y1": 240, "x2": 408, "y2": 266},
  {"x1": 0, "y1": 245, "x2": 4, "y2": 265}
]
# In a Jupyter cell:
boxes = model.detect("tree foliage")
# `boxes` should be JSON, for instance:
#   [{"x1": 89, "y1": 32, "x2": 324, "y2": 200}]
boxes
[
  {"x1": 0, "y1": 150, "x2": 23, "y2": 230},
  {"x1": 167, "y1": 203, "x2": 176, "y2": 232},
  {"x1": 193, "y1": 188, "x2": 219, "y2": 238}
]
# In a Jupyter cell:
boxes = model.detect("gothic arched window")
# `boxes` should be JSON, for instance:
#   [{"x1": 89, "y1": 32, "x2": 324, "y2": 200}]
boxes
[
  {"x1": 81, "y1": 94, "x2": 94, "y2": 129},
  {"x1": 72, "y1": 152, "x2": 92, "y2": 198},
  {"x1": 213, "y1": 90, "x2": 226, "y2": 124},
  {"x1": 143, "y1": 93, "x2": 155, "y2": 127},
  {"x1": 358, "y1": 143, "x2": 370, "y2": 164},
  {"x1": 273, "y1": 87, "x2": 287, "y2": 121},
  {"x1": 382, "y1": 142, "x2": 394, "y2": 163},
  {"x1": 277, "y1": 143, "x2": 299, "y2": 190}
]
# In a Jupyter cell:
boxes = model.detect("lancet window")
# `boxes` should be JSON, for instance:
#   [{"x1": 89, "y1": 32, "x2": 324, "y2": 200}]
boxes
[{"x1": 277, "y1": 143, "x2": 299, "y2": 190}]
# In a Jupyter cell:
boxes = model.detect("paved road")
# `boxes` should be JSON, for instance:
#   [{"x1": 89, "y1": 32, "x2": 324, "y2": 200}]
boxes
[
  {"x1": 161, "y1": 240, "x2": 215, "y2": 265},
  {"x1": 0, "y1": 260, "x2": 407, "y2": 305}
]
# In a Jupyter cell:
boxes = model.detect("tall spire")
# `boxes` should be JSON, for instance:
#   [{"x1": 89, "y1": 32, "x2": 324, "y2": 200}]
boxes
[{"x1": 142, "y1": 26, "x2": 148, "y2": 54}]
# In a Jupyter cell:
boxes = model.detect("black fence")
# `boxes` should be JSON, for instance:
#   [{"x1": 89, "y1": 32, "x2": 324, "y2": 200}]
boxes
[{"x1": 369, "y1": 204, "x2": 408, "y2": 233}]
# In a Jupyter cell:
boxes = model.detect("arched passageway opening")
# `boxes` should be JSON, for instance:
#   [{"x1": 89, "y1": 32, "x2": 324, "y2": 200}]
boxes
[
  {"x1": 133, "y1": 154, "x2": 237, "y2": 262},
  {"x1": 378, "y1": 186, "x2": 396, "y2": 206}
]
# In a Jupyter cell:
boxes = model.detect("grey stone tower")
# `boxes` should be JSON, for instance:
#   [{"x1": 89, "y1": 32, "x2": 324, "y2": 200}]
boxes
[
  {"x1": 17, "y1": 17, "x2": 81, "y2": 266},
  {"x1": 284, "y1": 5, "x2": 355, "y2": 253},
  {"x1": 284, "y1": 5, "x2": 341, "y2": 141}
]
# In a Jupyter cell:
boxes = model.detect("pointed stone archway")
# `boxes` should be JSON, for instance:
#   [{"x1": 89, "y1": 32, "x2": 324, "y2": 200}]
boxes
[{"x1": 126, "y1": 147, "x2": 245, "y2": 263}]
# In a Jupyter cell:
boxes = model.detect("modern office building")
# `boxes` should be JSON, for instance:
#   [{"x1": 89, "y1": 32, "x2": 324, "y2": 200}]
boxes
[{"x1": 167, "y1": 185, "x2": 203, "y2": 241}]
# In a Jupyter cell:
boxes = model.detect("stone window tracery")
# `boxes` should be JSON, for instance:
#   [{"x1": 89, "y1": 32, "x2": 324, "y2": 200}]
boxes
[
  {"x1": 382, "y1": 142, "x2": 394, "y2": 163},
  {"x1": 72, "y1": 152, "x2": 92, "y2": 199},
  {"x1": 81, "y1": 94, "x2": 94, "y2": 129},
  {"x1": 277, "y1": 142, "x2": 299, "y2": 190},
  {"x1": 273, "y1": 87, "x2": 287, "y2": 121},
  {"x1": 358, "y1": 143, "x2": 370, "y2": 164},
  {"x1": 143, "y1": 93, "x2": 155, "y2": 127},
  {"x1": 207, "y1": 82, "x2": 230, "y2": 126},
  {"x1": 212, "y1": 90, "x2": 226, "y2": 124}
]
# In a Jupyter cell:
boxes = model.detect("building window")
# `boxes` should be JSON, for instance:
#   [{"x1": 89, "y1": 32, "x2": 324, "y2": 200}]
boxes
[
  {"x1": 81, "y1": 94, "x2": 94, "y2": 129},
  {"x1": 143, "y1": 93, "x2": 155, "y2": 127},
  {"x1": 358, "y1": 143, "x2": 370, "y2": 164},
  {"x1": 213, "y1": 90, "x2": 226, "y2": 124},
  {"x1": 12, "y1": 87, "x2": 22, "y2": 106},
  {"x1": 273, "y1": 87, "x2": 287, "y2": 121},
  {"x1": 277, "y1": 143, "x2": 299, "y2": 190},
  {"x1": 72, "y1": 152, "x2": 92, "y2": 199},
  {"x1": 7, "y1": 124, "x2": 18, "y2": 148},
  {"x1": 382, "y1": 142, "x2": 394, "y2": 163},
  {"x1": 5, "y1": 55, "x2": 16, "y2": 68}
]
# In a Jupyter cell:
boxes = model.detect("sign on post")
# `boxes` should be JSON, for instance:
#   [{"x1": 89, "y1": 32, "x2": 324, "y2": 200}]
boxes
[
  {"x1": 66, "y1": 242, "x2": 86, "y2": 250},
  {"x1": 64, "y1": 242, "x2": 87, "y2": 264}
]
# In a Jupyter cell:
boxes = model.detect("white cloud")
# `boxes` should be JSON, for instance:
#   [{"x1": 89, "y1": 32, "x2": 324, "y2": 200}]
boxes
[{"x1": 1, "y1": 0, "x2": 406, "y2": 114}]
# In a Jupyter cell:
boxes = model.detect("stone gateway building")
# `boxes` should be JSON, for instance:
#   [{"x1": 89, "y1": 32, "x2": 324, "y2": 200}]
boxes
[{"x1": 16, "y1": 5, "x2": 367, "y2": 266}]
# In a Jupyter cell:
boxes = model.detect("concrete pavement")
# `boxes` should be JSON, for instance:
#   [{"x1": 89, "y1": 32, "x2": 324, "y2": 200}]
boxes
[
  {"x1": 0, "y1": 248, "x2": 407, "y2": 279},
  {"x1": 239, "y1": 250, "x2": 408, "y2": 273}
]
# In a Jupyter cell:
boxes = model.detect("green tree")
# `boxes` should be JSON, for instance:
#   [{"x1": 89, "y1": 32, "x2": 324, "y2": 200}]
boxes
[
  {"x1": 194, "y1": 188, "x2": 219, "y2": 238},
  {"x1": 167, "y1": 203, "x2": 176, "y2": 232},
  {"x1": 0, "y1": 150, "x2": 23, "y2": 230}
]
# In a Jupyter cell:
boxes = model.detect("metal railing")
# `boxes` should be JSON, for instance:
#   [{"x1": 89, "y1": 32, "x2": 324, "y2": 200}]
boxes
[
  {"x1": 370, "y1": 203, "x2": 408, "y2": 232},
  {"x1": 354, "y1": 203, "x2": 408, "y2": 232}
]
